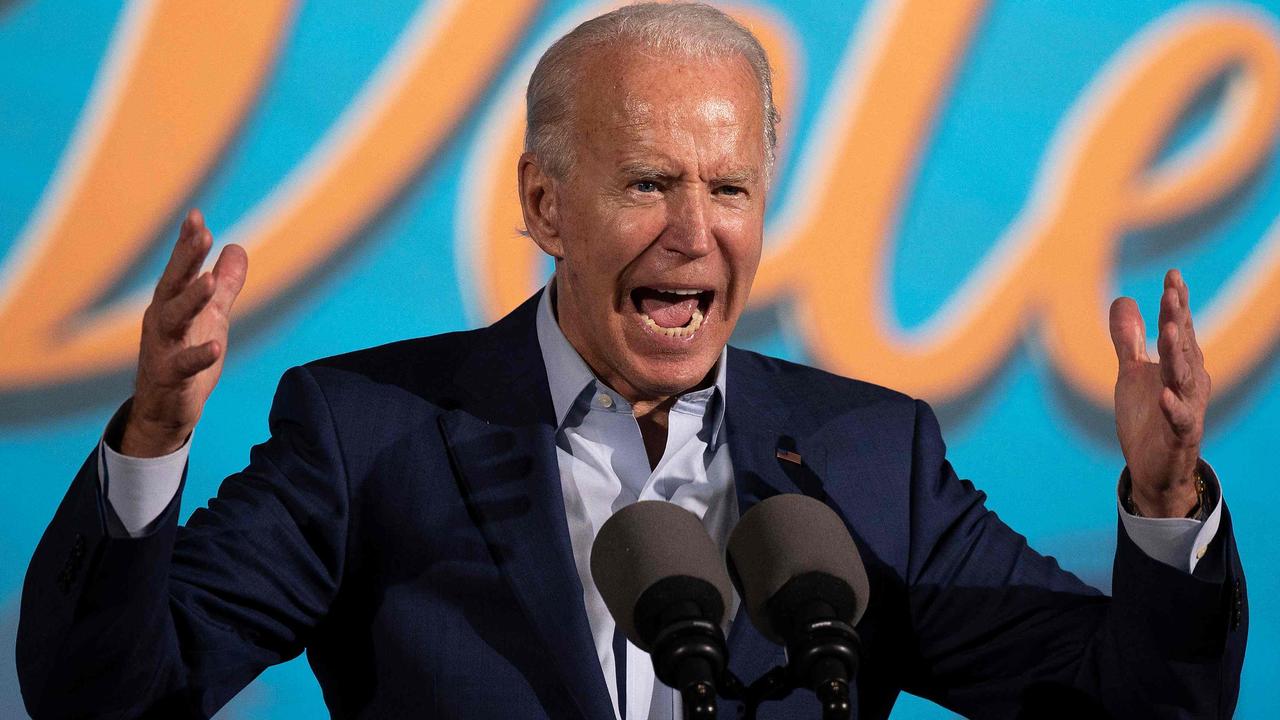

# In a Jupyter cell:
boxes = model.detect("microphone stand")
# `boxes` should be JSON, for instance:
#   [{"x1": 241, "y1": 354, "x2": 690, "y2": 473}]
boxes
[
  {"x1": 651, "y1": 615, "x2": 727, "y2": 719},
  {"x1": 717, "y1": 620, "x2": 861, "y2": 720},
  {"x1": 786, "y1": 613, "x2": 858, "y2": 720}
]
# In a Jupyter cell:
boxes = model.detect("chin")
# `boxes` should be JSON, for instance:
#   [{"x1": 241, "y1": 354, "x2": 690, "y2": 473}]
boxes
[{"x1": 625, "y1": 353, "x2": 721, "y2": 398}]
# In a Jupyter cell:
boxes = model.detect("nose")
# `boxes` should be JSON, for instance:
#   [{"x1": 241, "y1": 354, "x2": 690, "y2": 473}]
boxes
[{"x1": 662, "y1": 190, "x2": 714, "y2": 259}]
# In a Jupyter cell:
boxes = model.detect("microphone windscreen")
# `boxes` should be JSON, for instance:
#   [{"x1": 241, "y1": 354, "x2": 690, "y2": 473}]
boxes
[
  {"x1": 591, "y1": 501, "x2": 733, "y2": 651},
  {"x1": 726, "y1": 494, "x2": 869, "y2": 644}
]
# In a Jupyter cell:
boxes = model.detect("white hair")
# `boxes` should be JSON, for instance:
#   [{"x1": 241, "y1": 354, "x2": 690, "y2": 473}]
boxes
[{"x1": 524, "y1": 2, "x2": 780, "y2": 180}]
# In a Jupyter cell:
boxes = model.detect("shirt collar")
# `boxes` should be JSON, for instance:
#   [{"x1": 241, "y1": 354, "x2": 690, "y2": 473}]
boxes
[{"x1": 535, "y1": 280, "x2": 728, "y2": 443}]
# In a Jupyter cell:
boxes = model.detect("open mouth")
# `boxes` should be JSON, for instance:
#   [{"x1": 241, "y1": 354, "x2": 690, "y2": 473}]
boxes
[{"x1": 630, "y1": 287, "x2": 714, "y2": 339}]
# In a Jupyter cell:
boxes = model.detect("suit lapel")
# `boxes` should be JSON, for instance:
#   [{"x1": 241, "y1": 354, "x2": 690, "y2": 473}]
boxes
[
  {"x1": 724, "y1": 348, "x2": 830, "y2": 511},
  {"x1": 439, "y1": 294, "x2": 616, "y2": 720},
  {"x1": 722, "y1": 348, "x2": 832, "y2": 688}
]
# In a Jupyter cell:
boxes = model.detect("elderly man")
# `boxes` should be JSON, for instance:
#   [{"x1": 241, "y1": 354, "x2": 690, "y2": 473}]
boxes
[{"x1": 18, "y1": 3, "x2": 1244, "y2": 719}]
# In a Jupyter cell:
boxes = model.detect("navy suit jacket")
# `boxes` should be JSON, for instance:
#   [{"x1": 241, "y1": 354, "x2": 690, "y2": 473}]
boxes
[{"x1": 18, "y1": 292, "x2": 1246, "y2": 719}]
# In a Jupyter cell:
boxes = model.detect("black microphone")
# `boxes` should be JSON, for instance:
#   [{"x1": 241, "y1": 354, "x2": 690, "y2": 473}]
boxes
[
  {"x1": 726, "y1": 494, "x2": 870, "y2": 720},
  {"x1": 591, "y1": 501, "x2": 734, "y2": 719}
]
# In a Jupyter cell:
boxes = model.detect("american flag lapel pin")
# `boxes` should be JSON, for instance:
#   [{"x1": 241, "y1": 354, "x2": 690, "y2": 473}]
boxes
[{"x1": 776, "y1": 448, "x2": 802, "y2": 465}]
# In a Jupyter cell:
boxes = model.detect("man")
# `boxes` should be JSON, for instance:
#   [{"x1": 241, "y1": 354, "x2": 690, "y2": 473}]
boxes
[{"x1": 17, "y1": 3, "x2": 1244, "y2": 719}]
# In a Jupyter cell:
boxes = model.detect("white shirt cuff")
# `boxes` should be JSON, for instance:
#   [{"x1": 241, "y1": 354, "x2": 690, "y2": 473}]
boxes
[
  {"x1": 1117, "y1": 462, "x2": 1222, "y2": 573},
  {"x1": 98, "y1": 432, "x2": 190, "y2": 538}
]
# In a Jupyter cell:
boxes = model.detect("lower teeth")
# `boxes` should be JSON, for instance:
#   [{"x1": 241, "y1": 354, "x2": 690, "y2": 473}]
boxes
[{"x1": 643, "y1": 307, "x2": 704, "y2": 337}]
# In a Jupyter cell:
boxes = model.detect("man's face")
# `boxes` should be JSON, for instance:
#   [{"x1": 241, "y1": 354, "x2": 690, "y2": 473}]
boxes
[{"x1": 531, "y1": 47, "x2": 767, "y2": 407}]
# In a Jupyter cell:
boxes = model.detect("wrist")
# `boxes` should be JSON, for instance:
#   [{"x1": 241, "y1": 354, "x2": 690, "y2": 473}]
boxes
[
  {"x1": 1127, "y1": 466, "x2": 1205, "y2": 519},
  {"x1": 117, "y1": 400, "x2": 193, "y2": 458}
]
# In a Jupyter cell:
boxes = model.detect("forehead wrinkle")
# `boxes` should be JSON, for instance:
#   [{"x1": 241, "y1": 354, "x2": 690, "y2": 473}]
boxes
[
  {"x1": 572, "y1": 50, "x2": 766, "y2": 185},
  {"x1": 611, "y1": 116, "x2": 758, "y2": 183},
  {"x1": 613, "y1": 93, "x2": 743, "y2": 131},
  {"x1": 603, "y1": 93, "x2": 658, "y2": 137}
]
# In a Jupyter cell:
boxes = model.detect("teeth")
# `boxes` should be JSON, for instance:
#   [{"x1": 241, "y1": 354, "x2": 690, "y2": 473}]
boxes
[
  {"x1": 667, "y1": 289, "x2": 702, "y2": 296},
  {"x1": 642, "y1": 307, "x2": 704, "y2": 338}
]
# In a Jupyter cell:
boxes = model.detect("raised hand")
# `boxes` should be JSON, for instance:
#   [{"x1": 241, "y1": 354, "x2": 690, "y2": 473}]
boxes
[
  {"x1": 1108, "y1": 269, "x2": 1210, "y2": 517},
  {"x1": 120, "y1": 209, "x2": 248, "y2": 457}
]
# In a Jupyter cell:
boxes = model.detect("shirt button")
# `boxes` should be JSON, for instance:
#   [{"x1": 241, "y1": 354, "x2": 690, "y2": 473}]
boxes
[
  {"x1": 1196, "y1": 546, "x2": 1207, "y2": 560},
  {"x1": 597, "y1": 394, "x2": 613, "y2": 408}
]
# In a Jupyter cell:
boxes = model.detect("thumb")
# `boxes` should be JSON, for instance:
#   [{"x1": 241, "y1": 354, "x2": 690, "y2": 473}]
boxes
[
  {"x1": 1108, "y1": 296, "x2": 1147, "y2": 364},
  {"x1": 211, "y1": 243, "x2": 249, "y2": 313}
]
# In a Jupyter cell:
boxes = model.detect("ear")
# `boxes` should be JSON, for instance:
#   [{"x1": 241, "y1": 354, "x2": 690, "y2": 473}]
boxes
[{"x1": 518, "y1": 152, "x2": 564, "y2": 259}]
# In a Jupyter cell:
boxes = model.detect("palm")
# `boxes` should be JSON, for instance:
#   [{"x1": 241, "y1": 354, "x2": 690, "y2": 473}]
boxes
[
  {"x1": 1108, "y1": 270, "x2": 1209, "y2": 516},
  {"x1": 124, "y1": 210, "x2": 247, "y2": 456}
]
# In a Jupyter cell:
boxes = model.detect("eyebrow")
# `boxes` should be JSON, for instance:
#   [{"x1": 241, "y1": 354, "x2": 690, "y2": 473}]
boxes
[
  {"x1": 715, "y1": 168, "x2": 758, "y2": 186},
  {"x1": 618, "y1": 161, "x2": 675, "y2": 180},
  {"x1": 617, "y1": 161, "x2": 758, "y2": 185}
]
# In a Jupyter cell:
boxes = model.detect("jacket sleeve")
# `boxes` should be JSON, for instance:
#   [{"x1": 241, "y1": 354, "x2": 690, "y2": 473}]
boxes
[
  {"x1": 901, "y1": 400, "x2": 1246, "y2": 719},
  {"x1": 17, "y1": 366, "x2": 350, "y2": 719}
]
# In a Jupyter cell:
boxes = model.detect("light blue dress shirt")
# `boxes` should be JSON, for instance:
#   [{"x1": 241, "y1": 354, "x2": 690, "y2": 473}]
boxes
[{"x1": 535, "y1": 284, "x2": 738, "y2": 720}]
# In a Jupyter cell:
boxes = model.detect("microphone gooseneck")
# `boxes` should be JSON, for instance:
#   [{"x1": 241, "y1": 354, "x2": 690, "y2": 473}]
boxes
[
  {"x1": 591, "y1": 501, "x2": 734, "y2": 719},
  {"x1": 727, "y1": 494, "x2": 870, "y2": 720}
]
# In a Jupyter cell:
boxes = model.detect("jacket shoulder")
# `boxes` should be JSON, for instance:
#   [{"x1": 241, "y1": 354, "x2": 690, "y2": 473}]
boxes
[
  {"x1": 296, "y1": 291, "x2": 542, "y2": 400},
  {"x1": 288, "y1": 328, "x2": 486, "y2": 412},
  {"x1": 727, "y1": 345, "x2": 918, "y2": 415},
  {"x1": 306, "y1": 330, "x2": 475, "y2": 377}
]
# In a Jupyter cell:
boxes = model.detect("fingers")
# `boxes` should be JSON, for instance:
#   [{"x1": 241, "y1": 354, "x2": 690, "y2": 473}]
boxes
[
  {"x1": 211, "y1": 243, "x2": 249, "y2": 314},
  {"x1": 158, "y1": 272, "x2": 216, "y2": 337},
  {"x1": 175, "y1": 207, "x2": 201, "y2": 246},
  {"x1": 1166, "y1": 268, "x2": 1203, "y2": 362},
  {"x1": 1156, "y1": 269, "x2": 1207, "y2": 398},
  {"x1": 172, "y1": 340, "x2": 222, "y2": 378},
  {"x1": 1168, "y1": 268, "x2": 1188, "y2": 309},
  {"x1": 1108, "y1": 296, "x2": 1147, "y2": 364},
  {"x1": 1156, "y1": 279, "x2": 1178, "y2": 346},
  {"x1": 155, "y1": 209, "x2": 212, "y2": 301},
  {"x1": 141, "y1": 213, "x2": 246, "y2": 386},
  {"x1": 1157, "y1": 319, "x2": 1192, "y2": 392},
  {"x1": 150, "y1": 222, "x2": 247, "y2": 342},
  {"x1": 1159, "y1": 385, "x2": 1197, "y2": 437}
]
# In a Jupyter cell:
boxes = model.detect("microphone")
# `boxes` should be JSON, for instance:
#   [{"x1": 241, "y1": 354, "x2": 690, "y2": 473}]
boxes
[
  {"x1": 726, "y1": 494, "x2": 870, "y2": 719},
  {"x1": 592, "y1": 501, "x2": 734, "y2": 719}
]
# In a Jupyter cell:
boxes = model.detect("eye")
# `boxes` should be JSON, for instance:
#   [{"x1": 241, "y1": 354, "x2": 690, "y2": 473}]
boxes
[
  {"x1": 716, "y1": 185, "x2": 746, "y2": 197},
  {"x1": 634, "y1": 180, "x2": 660, "y2": 193}
]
